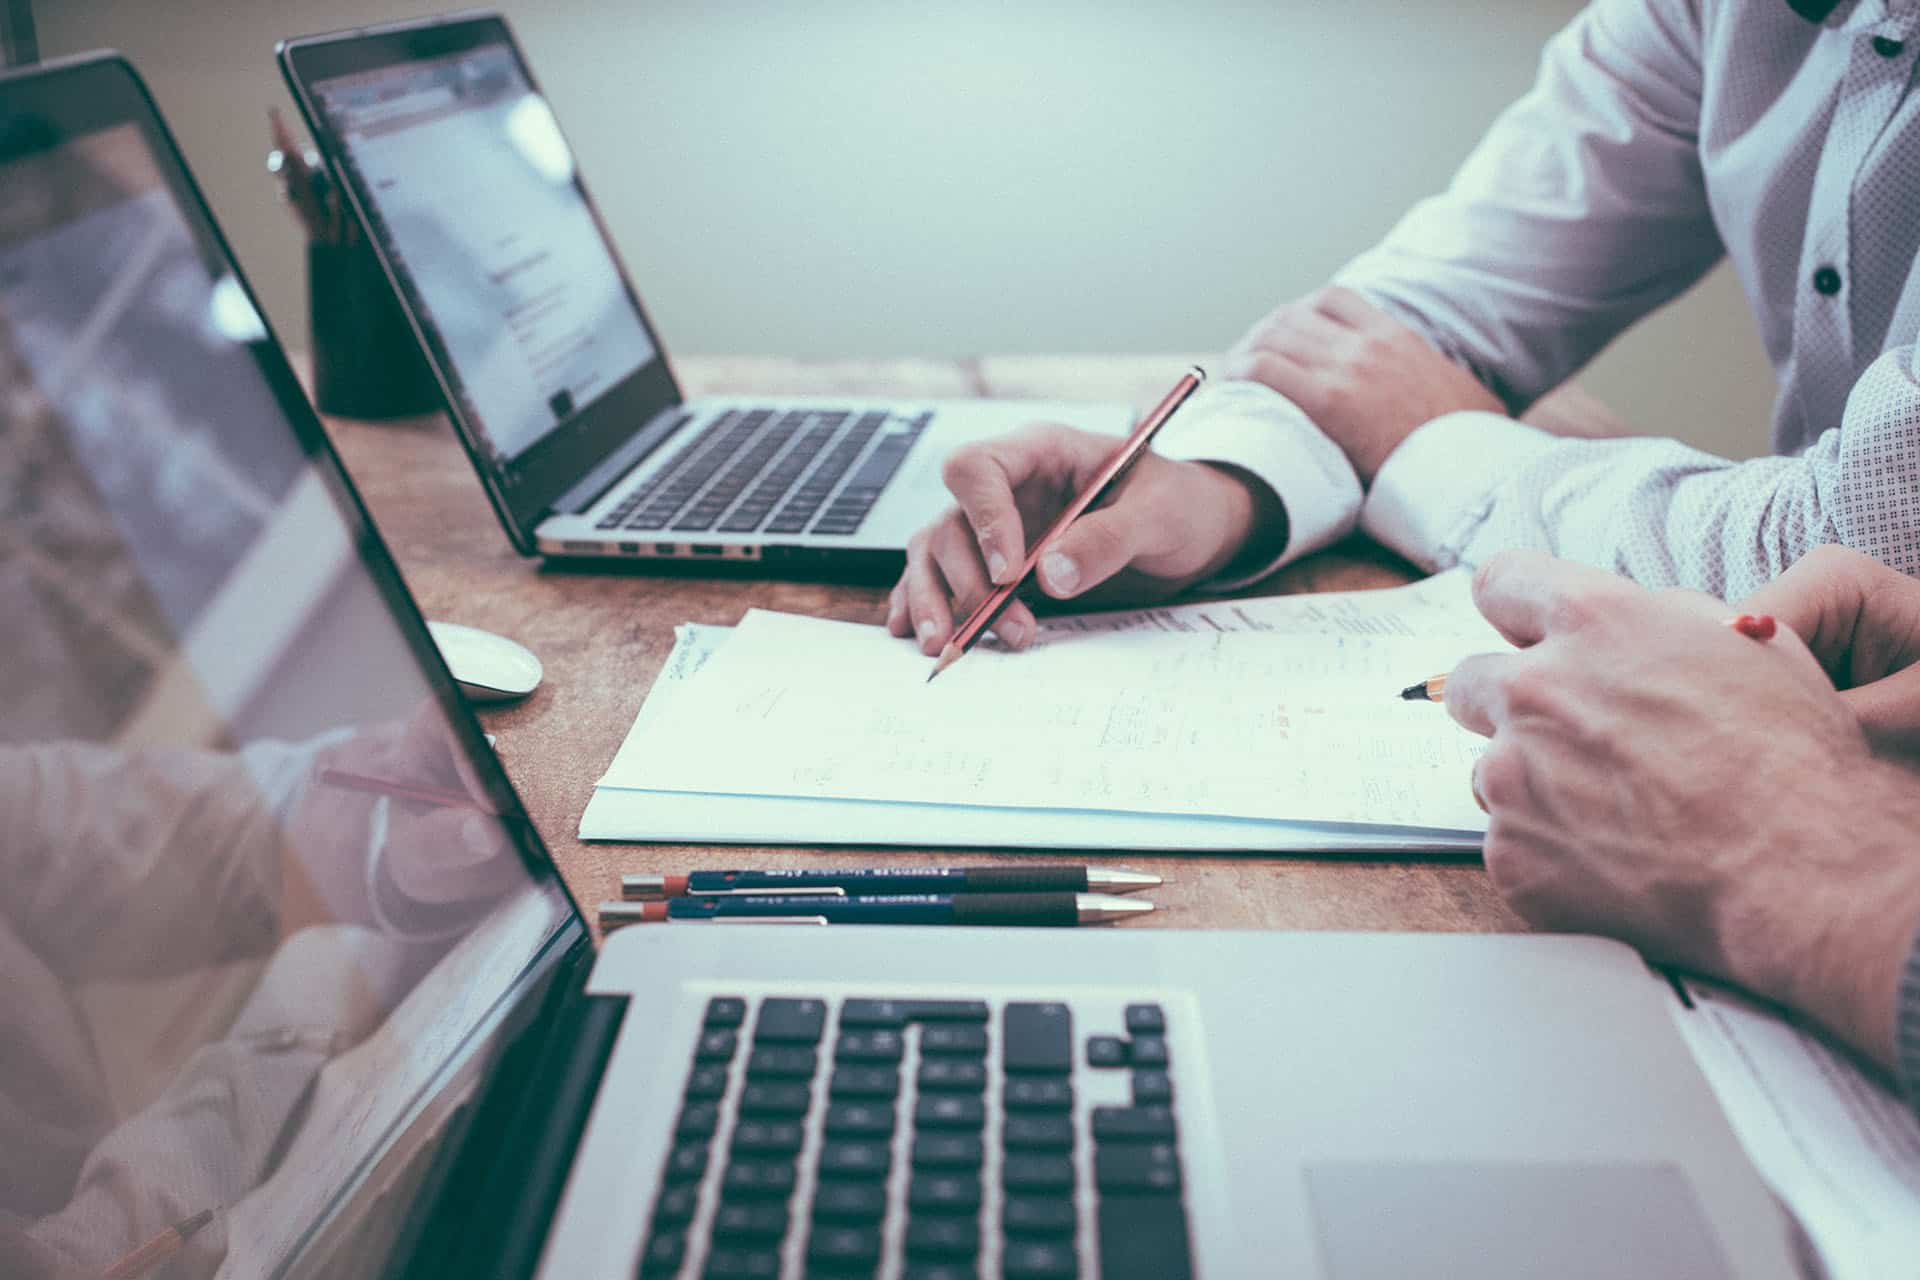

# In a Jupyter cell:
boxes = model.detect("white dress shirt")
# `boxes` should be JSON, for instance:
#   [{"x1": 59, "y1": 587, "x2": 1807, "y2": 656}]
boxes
[{"x1": 1161, "y1": 0, "x2": 1920, "y2": 599}]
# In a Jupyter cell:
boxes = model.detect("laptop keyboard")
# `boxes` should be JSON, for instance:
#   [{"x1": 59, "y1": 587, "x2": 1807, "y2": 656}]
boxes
[
  {"x1": 637, "y1": 994, "x2": 1194, "y2": 1279},
  {"x1": 594, "y1": 408, "x2": 933, "y2": 539}
]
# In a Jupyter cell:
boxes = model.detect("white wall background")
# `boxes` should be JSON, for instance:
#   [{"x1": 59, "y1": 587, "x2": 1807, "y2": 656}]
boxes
[{"x1": 41, "y1": 0, "x2": 1780, "y2": 458}]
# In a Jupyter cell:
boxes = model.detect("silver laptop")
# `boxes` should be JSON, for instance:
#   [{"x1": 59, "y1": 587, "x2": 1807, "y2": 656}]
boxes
[
  {"x1": 278, "y1": 12, "x2": 1129, "y2": 574},
  {"x1": 0, "y1": 54, "x2": 1800, "y2": 1280}
]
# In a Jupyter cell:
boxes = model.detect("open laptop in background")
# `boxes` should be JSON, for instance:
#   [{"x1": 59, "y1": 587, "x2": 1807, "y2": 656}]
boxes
[
  {"x1": 278, "y1": 12, "x2": 1130, "y2": 574},
  {"x1": 1, "y1": 54, "x2": 1803, "y2": 1280}
]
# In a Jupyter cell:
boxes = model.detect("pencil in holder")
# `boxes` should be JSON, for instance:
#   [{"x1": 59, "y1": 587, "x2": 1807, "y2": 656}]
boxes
[{"x1": 307, "y1": 236, "x2": 440, "y2": 420}]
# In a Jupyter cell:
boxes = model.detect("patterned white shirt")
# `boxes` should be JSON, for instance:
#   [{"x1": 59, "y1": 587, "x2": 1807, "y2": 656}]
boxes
[{"x1": 1161, "y1": 0, "x2": 1920, "y2": 601}]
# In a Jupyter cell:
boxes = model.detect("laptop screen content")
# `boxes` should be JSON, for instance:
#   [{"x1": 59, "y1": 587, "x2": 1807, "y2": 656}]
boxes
[
  {"x1": 0, "y1": 102, "x2": 574, "y2": 1279},
  {"x1": 307, "y1": 41, "x2": 658, "y2": 472}
]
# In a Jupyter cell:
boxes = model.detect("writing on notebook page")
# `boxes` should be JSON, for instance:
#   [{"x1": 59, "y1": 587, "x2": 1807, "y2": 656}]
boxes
[{"x1": 629, "y1": 610, "x2": 1490, "y2": 831}]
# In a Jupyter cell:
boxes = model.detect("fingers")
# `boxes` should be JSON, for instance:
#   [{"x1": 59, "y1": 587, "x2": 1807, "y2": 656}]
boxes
[
  {"x1": 1841, "y1": 664, "x2": 1920, "y2": 758},
  {"x1": 1309, "y1": 284, "x2": 1385, "y2": 329},
  {"x1": 1440, "y1": 650, "x2": 1519, "y2": 737},
  {"x1": 1742, "y1": 544, "x2": 1920, "y2": 684},
  {"x1": 1469, "y1": 550, "x2": 1632, "y2": 648},
  {"x1": 941, "y1": 424, "x2": 1107, "y2": 585},
  {"x1": 893, "y1": 512, "x2": 1041, "y2": 655},
  {"x1": 1033, "y1": 507, "x2": 1142, "y2": 600}
]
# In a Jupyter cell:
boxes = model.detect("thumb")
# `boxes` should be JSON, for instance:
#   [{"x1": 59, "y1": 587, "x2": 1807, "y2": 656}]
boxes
[
  {"x1": 1841, "y1": 664, "x2": 1920, "y2": 759},
  {"x1": 1034, "y1": 507, "x2": 1140, "y2": 599}
]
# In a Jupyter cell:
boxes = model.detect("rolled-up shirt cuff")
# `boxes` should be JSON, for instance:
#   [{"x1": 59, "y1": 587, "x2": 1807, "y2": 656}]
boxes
[
  {"x1": 1898, "y1": 924, "x2": 1920, "y2": 1117},
  {"x1": 1153, "y1": 380, "x2": 1362, "y2": 591},
  {"x1": 1360, "y1": 410, "x2": 1559, "y2": 571}
]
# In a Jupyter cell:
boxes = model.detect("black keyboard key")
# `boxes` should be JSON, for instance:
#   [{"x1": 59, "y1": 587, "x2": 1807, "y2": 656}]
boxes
[
  {"x1": 919, "y1": 1059, "x2": 987, "y2": 1092},
  {"x1": 807, "y1": 1224, "x2": 881, "y2": 1269},
  {"x1": 1123, "y1": 1003, "x2": 1165, "y2": 1035},
  {"x1": 913, "y1": 1133, "x2": 984, "y2": 1169},
  {"x1": 676, "y1": 1102, "x2": 720, "y2": 1141},
  {"x1": 703, "y1": 1249, "x2": 780, "y2": 1279},
  {"x1": 904, "y1": 1000, "x2": 990, "y2": 1022},
  {"x1": 825, "y1": 1101, "x2": 896, "y2": 1138},
  {"x1": 836, "y1": 1029, "x2": 905, "y2": 1063},
  {"x1": 711, "y1": 1200, "x2": 789, "y2": 1243},
  {"x1": 730, "y1": 1120, "x2": 804, "y2": 1156},
  {"x1": 829, "y1": 1065, "x2": 900, "y2": 1099},
  {"x1": 906, "y1": 1214, "x2": 980, "y2": 1259},
  {"x1": 696, "y1": 1029, "x2": 738, "y2": 1061},
  {"x1": 915, "y1": 1094, "x2": 985, "y2": 1130},
  {"x1": 1004, "y1": 1078, "x2": 1073, "y2": 1112},
  {"x1": 1092, "y1": 1106, "x2": 1176, "y2": 1143},
  {"x1": 1003, "y1": 1154, "x2": 1075, "y2": 1193},
  {"x1": 904, "y1": 1266, "x2": 978, "y2": 1280},
  {"x1": 739, "y1": 1080, "x2": 811, "y2": 1117},
  {"x1": 652, "y1": 1183, "x2": 698, "y2": 1226},
  {"x1": 1003, "y1": 1003, "x2": 1072, "y2": 1074},
  {"x1": 1131, "y1": 1071, "x2": 1174, "y2": 1106},
  {"x1": 721, "y1": 1160, "x2": 796, "y2": 1199},
  {"x1": 839, "y1": 998, "x2": 909, "y2": 1027},
  {"x1": 1128, "y1": 1037, "x2": 1169, "y2": 1068},
  {"x1": 706, "y1": 996, "x2": 748, "y2": 1027},
  {"x1": 908, "y1": 1173, "x2": 982, "y2": 1213},
  {"x1": 818, "y1": 1140, "x2": 891, "y2": 1179},
  {"x1": 1086, "y1": 1036, "x2": 1128, "y2": 1068},
  {"x1": 746, "y1": 1046, "x2": 817, "y2": 1078},
  {"x1": 921, "y1": 1025, "x2": 989, "y2": 1056},
  {"x1": 754, "y1": 997, "x2": 826, "y2": 1044},
  {"x1": 685, "y1": 1064, "x2": 730, "y2": 1099},
  {"x1": 1094, "y1": 1143, "x2": 1181, "y2": 1193},
  {"x1": 1003, "y1": 1238, "x2": 1078, "y2": 1278},
  {"x1": 663, "y1": 1144, "x2": 708, "y2": 1182},
  {"x1": 1002, "y1": 1115, "x2": 1074, "y2": 1151},
  {"x1": 638, "y1": 1231, "x2": 684, "y2": 1274},
  {"x1": 1003, "y1": 1196, "x2": 1077, "y2": 1236},
  {"x1": 812, "y1": 1180, "x2": 887, "y2": 1223},
  {"x1": 1097, "y1": 1192, "x2": 1193, "y2": 1280}
]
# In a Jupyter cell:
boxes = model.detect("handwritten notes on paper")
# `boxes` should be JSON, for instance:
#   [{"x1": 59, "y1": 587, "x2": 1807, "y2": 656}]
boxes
[{"x1": 592, "y1": 572, "x2": 1502, "y2": 842}]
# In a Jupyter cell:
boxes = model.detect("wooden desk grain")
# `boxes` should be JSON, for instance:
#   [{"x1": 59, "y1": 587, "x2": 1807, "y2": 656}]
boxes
[{"x1": 321, "y1": 356, "x2": 1523, "y2": 936}]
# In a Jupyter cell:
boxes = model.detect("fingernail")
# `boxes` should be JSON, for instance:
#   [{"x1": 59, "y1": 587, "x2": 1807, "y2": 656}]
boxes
[
  {"x1": 917, "y1": 619, "x2": 939, "y2": 642},
  {"x1": 1041, "y1": 552, "x2": 1079, "y2": 595},
  {"x1": 999, "y1": 616, "x2": 1029, "y2": 646},
  {"x1": 987, "y1": 550, "x2": 1010, "y2": 582}
]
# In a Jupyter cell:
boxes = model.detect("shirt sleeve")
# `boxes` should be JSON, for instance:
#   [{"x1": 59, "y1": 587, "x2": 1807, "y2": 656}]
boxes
[
  {"x1": 1333, "y1": 0, "x2": 1721, "y2": 412},
  {"x1": 1152, "y1": 379, "x2": 1363, "y2": 589},
  {"x1": 1360, "y1": 344, "x2": 1920, "y2": 598}
]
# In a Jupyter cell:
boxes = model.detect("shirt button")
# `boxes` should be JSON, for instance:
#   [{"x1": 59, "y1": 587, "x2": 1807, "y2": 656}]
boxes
[
  {"x1": 1812, "y1": 265, "x2": 1842, "y2": 296},
  {"x1": 1871, "y1": 35, "x2": 1904, "y2": 58}
]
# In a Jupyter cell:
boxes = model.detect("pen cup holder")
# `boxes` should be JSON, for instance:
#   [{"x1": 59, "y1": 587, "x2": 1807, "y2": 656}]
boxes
[{"x1": 308, "y1": 237, "x2": 441, "y2": 421}]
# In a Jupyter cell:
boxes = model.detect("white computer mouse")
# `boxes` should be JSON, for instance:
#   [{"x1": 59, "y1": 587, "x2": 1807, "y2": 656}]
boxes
[{"x1": 427, "y1": 621, "x2": 544, "y2": 703}]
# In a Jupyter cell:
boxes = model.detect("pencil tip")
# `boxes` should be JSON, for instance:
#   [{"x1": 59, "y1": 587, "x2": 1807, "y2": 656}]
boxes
[
  {"x1": 177, "y1": 1209, "x2": 214, "y2": 1239},
  {"x1": 926, "y1": 644, "x2": 960, "y2": 683},
  {"x1": 1398, "y1": 682, "x2": 1426, "y2": 701}
]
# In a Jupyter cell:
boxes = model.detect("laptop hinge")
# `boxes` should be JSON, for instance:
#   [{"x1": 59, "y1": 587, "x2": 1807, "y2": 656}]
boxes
[
  {"x1": 549, "y1": 406, "x2": 693, "y2": 517},
  {"x1": 398, "y1": 940, "x2": 628, "y2": 1280}
]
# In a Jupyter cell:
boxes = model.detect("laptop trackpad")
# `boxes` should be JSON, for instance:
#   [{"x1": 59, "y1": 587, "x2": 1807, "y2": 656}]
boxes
[{"x1": 1305, "y1": 1162, "x2": 1734, "y2": 1279}]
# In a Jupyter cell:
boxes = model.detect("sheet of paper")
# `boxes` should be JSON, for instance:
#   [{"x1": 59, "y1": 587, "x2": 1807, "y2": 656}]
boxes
[
  {"x1": 602, "y1": 607, "x2": 1494, "y2": 832},
  {"x1": 1670, "y1": 980, "x2": 1920, "y2": 1280}
]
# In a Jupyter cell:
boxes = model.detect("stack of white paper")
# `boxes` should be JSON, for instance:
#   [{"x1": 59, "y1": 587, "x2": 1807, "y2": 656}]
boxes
[{"x1": 582, "y1": 572, "x2": 1501, "y2": 851}]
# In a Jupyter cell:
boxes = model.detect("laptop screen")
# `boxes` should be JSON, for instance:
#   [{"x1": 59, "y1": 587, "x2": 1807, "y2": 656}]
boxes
[
  {"x1": 309, "y1": 41, "x2": 657, "y2": 467},
  {"x1": 0, "y1": 59, "x2": 577, "y2": 1280}
]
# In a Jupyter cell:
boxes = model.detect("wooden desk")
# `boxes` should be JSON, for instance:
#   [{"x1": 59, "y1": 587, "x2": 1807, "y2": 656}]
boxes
[{"x1": 322, "y1": 356, "x2": 1523, "y2": 935}]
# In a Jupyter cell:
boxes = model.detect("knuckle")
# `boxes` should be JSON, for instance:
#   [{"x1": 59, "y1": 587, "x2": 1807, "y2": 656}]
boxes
[
  {"x1": 1495, "y1": 665, "x2": 1560, "y2": 721},
  {"x1": 1474, "y1": 743, "x2": 1529, "y2": 810}
]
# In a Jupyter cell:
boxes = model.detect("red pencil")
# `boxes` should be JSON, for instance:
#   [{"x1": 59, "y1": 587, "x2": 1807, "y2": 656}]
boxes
[{"x1": 927, "y1": 366, "x2": 1207, "y2": 682}]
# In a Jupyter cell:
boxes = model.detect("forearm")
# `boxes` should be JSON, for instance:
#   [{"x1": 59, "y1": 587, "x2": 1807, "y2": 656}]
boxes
[{"x1": 1365, "y1": 346, "x2": 1920, "y2": 597}]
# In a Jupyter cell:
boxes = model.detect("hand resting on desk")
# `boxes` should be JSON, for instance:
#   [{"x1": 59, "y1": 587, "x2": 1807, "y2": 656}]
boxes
[{"x1": 1442, "y1": 549, "x2": 1920, "y2": 1078}]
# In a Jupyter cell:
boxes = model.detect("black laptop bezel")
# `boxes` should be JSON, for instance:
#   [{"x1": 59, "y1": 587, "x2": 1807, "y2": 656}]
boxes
[
  {"x1": 278, "y1": 11, "x2": 686, "y2": 555},
  {"x1": 0, "y1": 50, "x2": 604, "y2": 1277}
]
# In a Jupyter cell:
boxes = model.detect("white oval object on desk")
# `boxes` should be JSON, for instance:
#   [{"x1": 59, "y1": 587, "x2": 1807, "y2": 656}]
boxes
[{"x1": 427, "y1": 621, "x2": 543, "y2": 703}]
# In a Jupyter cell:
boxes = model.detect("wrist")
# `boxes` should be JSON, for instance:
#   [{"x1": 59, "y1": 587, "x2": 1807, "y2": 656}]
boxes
[
  {"x1": 1738, "y1": 762, "x2": 1920, "y2": 1071},
  {"x1": 1194, "y1": 462, "x2": 1286, "y2": 583}
]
